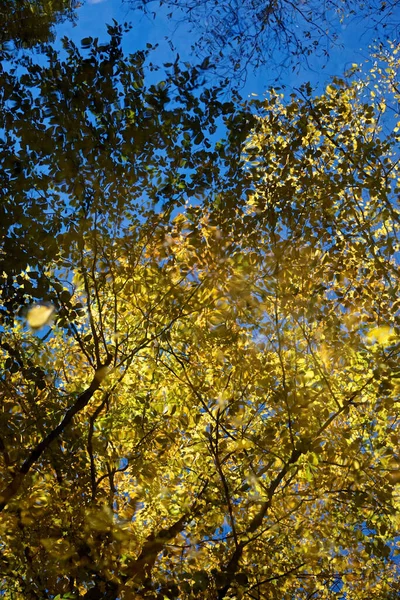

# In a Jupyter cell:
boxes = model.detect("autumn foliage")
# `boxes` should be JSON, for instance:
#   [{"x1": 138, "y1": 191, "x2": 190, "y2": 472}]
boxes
[{"x1": 1, "y1": 30, "x2": 400, "y2": 600}]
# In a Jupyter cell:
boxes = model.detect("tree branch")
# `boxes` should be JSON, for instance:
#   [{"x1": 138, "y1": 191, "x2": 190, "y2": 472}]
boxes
[{"x1": 0, "y1": 363, "x2": 110, "y2": 512}]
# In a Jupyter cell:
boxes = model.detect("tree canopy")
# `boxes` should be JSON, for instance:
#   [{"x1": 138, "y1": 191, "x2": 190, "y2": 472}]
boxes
[
  {"x1": 1, "y1": 0, "x2": 79, "y2": 49},
  {"x1": 0, "y1": 22, "x2": 248, "y2": 324},
  {"x1": 1, "y1": 25, "x2": 400, "y2": 600}
]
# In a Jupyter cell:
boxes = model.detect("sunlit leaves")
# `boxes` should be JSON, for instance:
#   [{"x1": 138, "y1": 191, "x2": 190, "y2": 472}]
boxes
[
  {"x1": 366, "y1": 326, "x2": 396, "y2": 346},
  {"x1": 26, "y1": 304, "x2": 55, "y2": 330},
  {"x1": 1, "y1": 38, "x2": 400, "y2": 600}
]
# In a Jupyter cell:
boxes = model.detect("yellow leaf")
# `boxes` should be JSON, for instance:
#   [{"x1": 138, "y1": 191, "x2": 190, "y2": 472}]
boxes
[
  {"x1": 366, "y1": 326, "x2": 395, "y2": 346},
  {"x1": 40, "y1": 538, "x2": 74, "y2": 560},
  {"x1": 26, "y1": 304, "x2": 55, "y2": 330},
  {"x1": 85, "y1": 506, "x2": 113, "y2": 531},
  {"x1": 304, "y1": 370, "x2": 315, "y2": 382}
]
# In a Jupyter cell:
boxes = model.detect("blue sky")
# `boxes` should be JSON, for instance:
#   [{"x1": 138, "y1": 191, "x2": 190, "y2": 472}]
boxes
[{"x1": 53, "y1": 0, "x2": 392, "y2": 98}]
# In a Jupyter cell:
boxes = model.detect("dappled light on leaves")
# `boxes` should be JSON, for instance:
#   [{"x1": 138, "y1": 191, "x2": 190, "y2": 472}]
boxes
[
  {"x1": 366, "y1": 326, "x2": 396, "y2": 346},
  {"x1": 1, "y1": 27, "x2": 400, "y2": 600}
]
